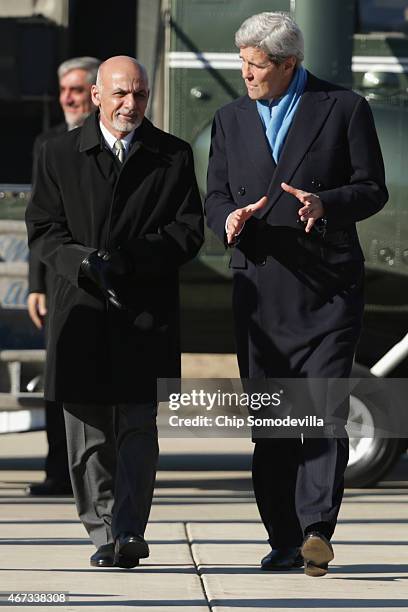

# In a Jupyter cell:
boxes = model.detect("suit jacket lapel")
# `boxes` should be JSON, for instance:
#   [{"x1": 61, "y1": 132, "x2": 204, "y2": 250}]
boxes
[
  {"x1": 235, "y1": 97, "x2": 276, "y2": 191},
  {"x1": 256, "y1": 73, "x2": 336, "y2": 219}
]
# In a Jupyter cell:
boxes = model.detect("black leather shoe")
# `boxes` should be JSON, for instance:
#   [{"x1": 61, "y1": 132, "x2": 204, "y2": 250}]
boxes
[
  {"x1": 90, "y1": 543, "x2": 115, "y2": 568},
  {"x1": 25, "y1": 479, "x2": 73, "y2": 496},
  {"x1": 261, "y1": 547, "x2": 304, "y2": 571},
  {"x1": 114, "y1": 533, "x2": 149, "y2": 568},
  {"x1": 301, "y1": 532, "x2": 334, "y2": 577}
]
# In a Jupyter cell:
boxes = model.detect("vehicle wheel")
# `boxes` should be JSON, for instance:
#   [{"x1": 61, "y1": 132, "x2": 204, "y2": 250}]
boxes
[{"x1": 344, "y1": 363, "x2": 402, "y2": 488}]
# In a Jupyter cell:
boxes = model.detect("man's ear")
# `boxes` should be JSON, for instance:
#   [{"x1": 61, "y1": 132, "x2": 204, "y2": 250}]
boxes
[
  {"x1": 91, "y1": 84, "x2": 101, "y2": 107},
  {"x1": 283, "y1": 56, "x2": 297, "y2": 73}
]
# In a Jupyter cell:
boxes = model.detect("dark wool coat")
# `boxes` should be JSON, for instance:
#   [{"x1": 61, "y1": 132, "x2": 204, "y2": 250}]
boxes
[
  {"x1": 26, "y1": 113, "x2": 204, "y2": 403},
  {"x1": 205, "y1": 72, "x2": 388, "y2": 379},
  {"x1": 29, "y1": 122, "x2": 67, "y2": 295}
]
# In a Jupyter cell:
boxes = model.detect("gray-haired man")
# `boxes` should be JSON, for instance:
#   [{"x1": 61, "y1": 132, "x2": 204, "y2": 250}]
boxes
[
  {"x1": 26, "y1": 56, "x2": 100, "y2": 497},
  {"x1": 205, "y1": 11, "x2": 387, "y2": 576}
]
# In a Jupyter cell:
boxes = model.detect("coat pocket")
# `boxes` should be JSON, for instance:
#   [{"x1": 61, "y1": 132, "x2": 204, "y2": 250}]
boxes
[{"x1": 229, "y1": 249, "x2": 248, "y2": 269}]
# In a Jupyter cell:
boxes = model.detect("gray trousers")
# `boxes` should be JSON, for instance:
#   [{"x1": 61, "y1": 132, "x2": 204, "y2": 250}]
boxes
[{"x1": 63, "y1": 403, "x2": 158, "y2": 548}]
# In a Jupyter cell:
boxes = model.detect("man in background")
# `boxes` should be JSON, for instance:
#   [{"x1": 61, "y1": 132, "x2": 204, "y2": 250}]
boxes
[{"x1": 26, "y1": 56, "x2": 100, "y2": 496}]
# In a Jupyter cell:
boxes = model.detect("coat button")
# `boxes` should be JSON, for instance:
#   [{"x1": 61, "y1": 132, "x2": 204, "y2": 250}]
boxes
[
  {"x1": 238, "y1": 186, "x2": 246, "y2": 196},
  {"x1": 258, "y1": 258, "x2": 267, "y2": 266},
  {"x1": 311, "y1": 177, "x2": 323, "y2": 189}
]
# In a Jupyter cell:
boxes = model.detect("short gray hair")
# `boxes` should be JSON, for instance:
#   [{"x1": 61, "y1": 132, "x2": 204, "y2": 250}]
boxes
[
  {"x1": 58, "y1": 57, "x2": 101, "y2": 84},
  {"x1": 235, "y1": 12, "x2": 304, "y2": 66}
]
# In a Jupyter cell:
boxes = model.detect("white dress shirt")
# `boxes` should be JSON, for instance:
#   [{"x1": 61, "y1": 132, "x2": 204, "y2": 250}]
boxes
[{"x1": 99, "y1": 121, "x2": 136, "y2": 158}]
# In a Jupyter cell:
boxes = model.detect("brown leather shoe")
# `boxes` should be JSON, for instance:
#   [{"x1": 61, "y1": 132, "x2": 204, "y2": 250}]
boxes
[{"x1": 301, "y1": 532, "x2": 334, "y2": 577}]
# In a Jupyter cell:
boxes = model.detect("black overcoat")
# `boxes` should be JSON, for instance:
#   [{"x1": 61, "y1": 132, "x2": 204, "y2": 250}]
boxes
[
  {"x1": 29, "y1": 122, "x2": 67, "y2": 295},
  {"x1": 26, "y1": 113, "x2": 204, "y2": 403},
  {"x1": 205, "y1": 72, "x2": 388, "y2": 379}
]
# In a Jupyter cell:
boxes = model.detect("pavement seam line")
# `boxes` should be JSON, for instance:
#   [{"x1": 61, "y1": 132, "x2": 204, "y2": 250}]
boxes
[{"x1": 184, "y1": 521, "x2": 213, "y2": 611}]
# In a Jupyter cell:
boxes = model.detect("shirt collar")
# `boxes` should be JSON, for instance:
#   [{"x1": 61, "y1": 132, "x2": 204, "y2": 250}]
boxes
[
  {"x1": 79, "y1": 112, "x2": 160, "y2": 154},
  {"x1": 99, "y1": 120, "x2": 136, "y2": 153}
]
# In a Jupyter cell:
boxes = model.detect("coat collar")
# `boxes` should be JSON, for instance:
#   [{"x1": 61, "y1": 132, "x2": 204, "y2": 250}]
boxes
[
  {"x1": 235, "y1": 95, "x2": 276, "y2": 189},
  {"x1": 235, "y1": 72, "x2": 336, "y2": 219},
  {"x1": 260, "y1": 72, "x2": 335, "y2": 218},
  {"x1": 79, "y1": 112, "x2": 160, "y2": 155}
]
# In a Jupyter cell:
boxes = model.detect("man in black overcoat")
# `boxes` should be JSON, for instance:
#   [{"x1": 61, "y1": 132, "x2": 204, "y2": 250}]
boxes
[
  {"x1": 205, "y1": 12, "x2": 388, "y2": 576},
  {"x1": 26, "y1": 56, "x2": 203, "y2": 568},
  {"x1": 27, "y1": 56, "x2": 100, "y2": 497}
]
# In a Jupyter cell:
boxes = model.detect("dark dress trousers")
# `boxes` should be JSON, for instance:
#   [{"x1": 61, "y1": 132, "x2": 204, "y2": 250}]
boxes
[
  {"x1": 205, "y1": 72, "x2": 388, "y2": 547},
  {"x1": 26, "y1": 113, "x2": 204, "y2": 545},
  {"x1": 30, "y1": 122, "x2": 70, "y2": 486}
]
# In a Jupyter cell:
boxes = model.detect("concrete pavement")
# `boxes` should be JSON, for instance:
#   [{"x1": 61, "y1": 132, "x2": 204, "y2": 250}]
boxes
[{"x1": 0, "y1": 431, "x2": 408, "y2": 611}]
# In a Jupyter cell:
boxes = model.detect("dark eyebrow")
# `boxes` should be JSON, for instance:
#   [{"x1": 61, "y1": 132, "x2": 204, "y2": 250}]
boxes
[{"x1": 112, "y1": 87, "x2": 148, "y2": 95}]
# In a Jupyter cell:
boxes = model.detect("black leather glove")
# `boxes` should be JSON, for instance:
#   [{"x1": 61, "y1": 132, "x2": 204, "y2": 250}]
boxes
[
  {"x1": 80, "y1": 249, "x2": 132, "y2": 309},
  {"x1": 97, "y1": 248, "x2": 132, "y2": 275}
]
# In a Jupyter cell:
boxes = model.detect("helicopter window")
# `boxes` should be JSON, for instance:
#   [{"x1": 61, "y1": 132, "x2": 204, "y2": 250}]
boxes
[{"x1": 356, "y1": 0, "x2": 408, "y2": 34}]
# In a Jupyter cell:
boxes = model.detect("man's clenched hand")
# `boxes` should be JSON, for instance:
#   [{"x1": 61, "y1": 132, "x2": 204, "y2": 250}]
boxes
[
  {"x1": 80, "y1": 249, "x2": 132, "y2": 309},
  {"x1": 27, "y1": 292, "x2": 47, "y2": 329}
]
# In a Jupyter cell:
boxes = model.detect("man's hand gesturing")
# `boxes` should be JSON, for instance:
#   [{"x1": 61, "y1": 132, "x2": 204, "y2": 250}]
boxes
[
  {"x1": 226, "y1": 196, "x2": 268, "y2": 244},
  {"x1": 281, "y1": 182, "x2": 325, "y2": 233}
]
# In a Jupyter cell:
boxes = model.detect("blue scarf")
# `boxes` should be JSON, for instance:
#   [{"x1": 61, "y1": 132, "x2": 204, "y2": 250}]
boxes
[{"x1": 256, "y1": 66, "x2": 307, "y2": 163}]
